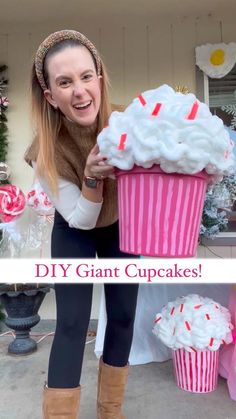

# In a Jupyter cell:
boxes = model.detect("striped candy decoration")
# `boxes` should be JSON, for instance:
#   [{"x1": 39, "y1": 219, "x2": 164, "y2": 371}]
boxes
[
  {"x1": 117, "y1": 165, "x2": 208, "y2": 257},
  {"x1": 172, "y1": 348, "x2": 219, "y2": 393}
]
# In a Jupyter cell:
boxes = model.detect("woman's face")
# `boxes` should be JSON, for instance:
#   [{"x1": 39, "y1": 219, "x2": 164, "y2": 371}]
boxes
[{"x1": 44, "y1": 46, "x2": 101, "y2": 126}]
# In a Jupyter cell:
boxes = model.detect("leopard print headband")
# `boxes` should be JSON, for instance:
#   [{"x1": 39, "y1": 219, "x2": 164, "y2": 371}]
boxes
[{"x1": 34, "y1": 29, "x2": 102, "y2": 91}]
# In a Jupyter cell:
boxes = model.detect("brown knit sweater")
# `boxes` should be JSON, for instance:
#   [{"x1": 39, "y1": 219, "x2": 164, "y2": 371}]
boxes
[{"x1": 25, "y1": 117, "x2": 118, "y2": 228}]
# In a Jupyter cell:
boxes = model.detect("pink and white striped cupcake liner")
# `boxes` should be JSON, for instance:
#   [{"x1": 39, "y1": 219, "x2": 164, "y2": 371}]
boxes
[
  {"x1": 116, "y1": 165, "x2": 208, "y2": 257},
  {"x1": 172, "y1": 348, "x2": 219, "y2": 393}
]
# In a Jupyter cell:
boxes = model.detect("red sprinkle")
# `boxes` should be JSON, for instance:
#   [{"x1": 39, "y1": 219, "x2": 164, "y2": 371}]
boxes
[
  {"x1": 138, "y1": 94, "x2": 146, "y2": 106},
  {"x1": 185, "y1": 321, "x2": 191, "y2": 331},
  {"x1": 194, "y1": 305, "x2": 202, "y2": 309},
  {"x1": 151, "y1": 103, "x2": 162, "y2": 116},
  {"x1": 186, "y1": 100, "x2": 199, "y2": 120},
  {"x1": 118, "y1": 133, "x2": 127, "y2": 150},
  {"x1": 155, "y1": 316, "x2": 162, "y2": 323},
  {"x1": 206, "y1": 314, "x2": 210, "y2": 320},
  {"x1": 209, "y1": 338, "x2": 214, "y2": 347},
  {"x1": 180, "y1": 304, "x2": 184, "y2": 313},
  {"x1": 170, "y1": 307, "x2": 175, "y2": 316}
]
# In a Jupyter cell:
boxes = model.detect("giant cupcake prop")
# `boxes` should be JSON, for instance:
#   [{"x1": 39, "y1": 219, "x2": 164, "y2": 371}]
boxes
[
  {"x1": 153, "y1": 294, "x2": 233, "y2": 393},
  {"x1": 97, "y1": 85, "x2": 235, "y2": 257}
]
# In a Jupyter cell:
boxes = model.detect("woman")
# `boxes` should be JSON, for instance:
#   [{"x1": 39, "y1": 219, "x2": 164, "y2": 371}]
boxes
[{"x1": 25, "y1": 30, "x2": 139, "y2": 419}]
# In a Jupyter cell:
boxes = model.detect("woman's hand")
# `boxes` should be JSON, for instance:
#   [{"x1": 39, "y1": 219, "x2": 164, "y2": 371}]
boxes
[{"x1": 84, "y1": 144, "x2": 114, "y2": 179}]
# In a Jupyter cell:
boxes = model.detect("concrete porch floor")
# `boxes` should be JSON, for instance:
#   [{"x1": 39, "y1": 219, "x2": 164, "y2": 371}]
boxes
[{"x1": 0, "y1": 322, "x2": 236, "y2": 419}]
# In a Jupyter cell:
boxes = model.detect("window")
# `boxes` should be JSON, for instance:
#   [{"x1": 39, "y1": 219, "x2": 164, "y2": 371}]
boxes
[
  {"x1": 196, "y1": 65, "x2": 236, "y2": 234},
  {"x1": 209, "y1": 66, "x2": 236, "y2": 232}
]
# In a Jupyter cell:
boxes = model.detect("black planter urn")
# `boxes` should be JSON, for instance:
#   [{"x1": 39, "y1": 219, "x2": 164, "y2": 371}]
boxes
[{"x1": 0, "y1": 284, "x2": 50, "y2": 355}]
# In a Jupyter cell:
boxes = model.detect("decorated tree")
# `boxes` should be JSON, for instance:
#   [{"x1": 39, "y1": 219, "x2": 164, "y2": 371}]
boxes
[
  {"x1": 200, "y1": 183, "x2": 230, "y2": 240},
  {"x1": 0, "y1": 65, "x2": 8, "y2": 323},
  {"x1": 200, "y1": 173, "x2": 236, "y2": 241},
  {"x1": 200, "y1": 101, "x2": 236, "y2": 241}
]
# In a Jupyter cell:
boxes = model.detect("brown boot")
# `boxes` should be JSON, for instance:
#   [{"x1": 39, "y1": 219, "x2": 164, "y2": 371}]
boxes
[
  {"x1": 97, "y1": 358, "x2": 129, "y2": 419},
  {"x1": 43, "y1": 384, "x2": 81, "y2": 418}
]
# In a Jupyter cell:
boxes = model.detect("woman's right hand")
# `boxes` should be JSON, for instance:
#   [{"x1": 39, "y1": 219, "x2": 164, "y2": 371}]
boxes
[{"x1": 84, "y1": 144, "x2": 114, "y2": 179}]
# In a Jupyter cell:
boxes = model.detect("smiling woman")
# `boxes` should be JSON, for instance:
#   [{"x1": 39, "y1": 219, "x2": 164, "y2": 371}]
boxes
[
  {"x1": 24, "y1": 30, "x2": 139, "y2": 419},
  {"x1": 44, "y1": 46, "x2": 102, "y2": 127}
]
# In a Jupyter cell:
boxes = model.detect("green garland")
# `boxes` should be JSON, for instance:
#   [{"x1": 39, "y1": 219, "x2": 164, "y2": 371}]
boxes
[{"x1": 0, "y1": 64, "x2": 8, "y2": 166}]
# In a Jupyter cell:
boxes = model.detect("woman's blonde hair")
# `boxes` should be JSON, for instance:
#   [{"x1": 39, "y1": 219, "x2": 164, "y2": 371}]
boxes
[{"x1": 30, "y1": 39, "x2": 111, "y2": 193}]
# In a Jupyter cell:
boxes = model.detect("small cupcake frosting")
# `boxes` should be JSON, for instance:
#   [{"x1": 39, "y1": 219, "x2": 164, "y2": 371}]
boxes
[{"x1": 152, "y1": 294, "x2": 233, "y2": 352}]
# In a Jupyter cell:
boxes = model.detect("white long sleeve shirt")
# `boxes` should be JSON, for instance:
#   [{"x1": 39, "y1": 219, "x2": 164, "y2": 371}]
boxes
[{"x1": 32, "y1": 163, "x2": 102, "y2": 230}]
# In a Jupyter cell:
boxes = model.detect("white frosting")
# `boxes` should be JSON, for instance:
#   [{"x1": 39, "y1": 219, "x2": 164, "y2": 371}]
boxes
[
  {"x1": 97, "y1": 85, "x2": 235, "y2": 178},
  {"x1": 152, "y1": 294, "x2": 233, "y2": 352}
]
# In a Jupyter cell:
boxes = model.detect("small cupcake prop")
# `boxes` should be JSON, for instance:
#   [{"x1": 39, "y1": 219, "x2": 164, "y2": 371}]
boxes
[
  {"x1": 27, "y1": 180, "x2": 54, "y2": 217},
  {"x1": 219, "y1": 285, "x2": 236, "y2": 401},
  {"x1": 153, "y1": 294, "x2": 233, "y2": 393}
]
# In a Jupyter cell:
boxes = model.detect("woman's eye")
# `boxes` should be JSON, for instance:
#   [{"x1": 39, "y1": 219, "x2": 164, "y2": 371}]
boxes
[
  {"x1": 59, "y1": 80, "x2": 70, "y2": 87},
  {"x1": 83, "y1": 74, "x2": 93, "y2": 81}
]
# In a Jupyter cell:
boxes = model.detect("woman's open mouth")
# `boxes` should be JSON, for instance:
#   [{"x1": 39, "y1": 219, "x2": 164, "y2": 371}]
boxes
[{"x1": 73, "y1": 100, "x2": 92, "y2": 111}]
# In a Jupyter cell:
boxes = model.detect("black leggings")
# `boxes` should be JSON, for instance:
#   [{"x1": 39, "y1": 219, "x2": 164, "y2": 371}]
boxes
[{"x1": 48, "y1": 211, "x2": 139, "y2": 388}]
